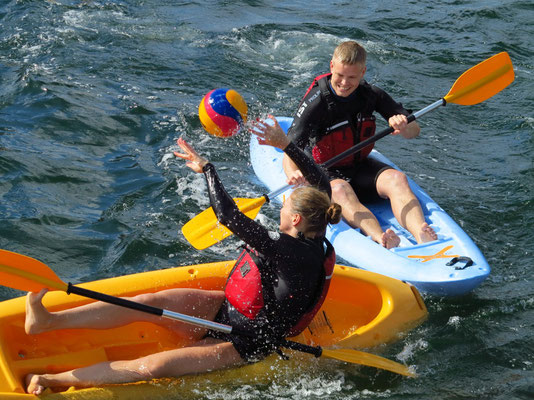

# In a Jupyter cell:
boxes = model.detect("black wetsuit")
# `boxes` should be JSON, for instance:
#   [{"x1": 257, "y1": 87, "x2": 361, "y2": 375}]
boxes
[
  {"x1": 203, "y1": 142, "x2": 332, "y2": 362},
  {"x1": 289, "y1": 76, "x2": 411, "y2": 202}
]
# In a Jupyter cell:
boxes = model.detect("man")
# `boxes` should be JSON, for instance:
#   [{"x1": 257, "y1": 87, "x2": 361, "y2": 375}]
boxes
[{"x1": 282, "y1": 41, "x2": 436, "y2": 249}]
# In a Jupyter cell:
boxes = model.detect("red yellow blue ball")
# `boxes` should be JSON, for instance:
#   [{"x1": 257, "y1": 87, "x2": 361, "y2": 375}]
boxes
[{"x1": 198, "y1": 88, "x2": 248, "y2": 137}]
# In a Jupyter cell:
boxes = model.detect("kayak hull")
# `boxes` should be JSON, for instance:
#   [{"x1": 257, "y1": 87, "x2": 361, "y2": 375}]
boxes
[
  {"x1": 250, "y1": 117, "x2": 490, "y2": 297},
  {"x1": 0, "y1": 260, "x2": 426, "y2": 399}
]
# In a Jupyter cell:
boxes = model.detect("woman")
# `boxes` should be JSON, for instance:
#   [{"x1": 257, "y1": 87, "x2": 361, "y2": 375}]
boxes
[{"x1": 25, "y1": 116, "x2": 342, "y2": 395}]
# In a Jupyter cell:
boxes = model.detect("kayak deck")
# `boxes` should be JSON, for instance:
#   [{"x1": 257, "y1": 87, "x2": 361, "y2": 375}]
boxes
[
  {"x1": 0, "y1": 261, "x2": 426, "y2": 398},
  {"x1": 249, "y1": 117, "x2": 490, "y2": 296}
]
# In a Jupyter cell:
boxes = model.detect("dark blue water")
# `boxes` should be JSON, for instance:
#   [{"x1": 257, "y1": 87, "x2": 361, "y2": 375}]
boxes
[{"x1": 1, "y1": 1, "x2": 533, "y2": 398}]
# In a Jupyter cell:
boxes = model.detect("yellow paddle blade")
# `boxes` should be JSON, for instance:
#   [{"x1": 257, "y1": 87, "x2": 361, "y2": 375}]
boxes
[
  {"x1": 444, "y1": 52, "x2": 514, "y2": 106},
  {"x1": 321, "y1": 348, "x2": 416, "y2": 377},
  {"x1": 0, "y1": 249, "x2": 68, "y2": 292},
  {"x1": 182, "y1": 196, "x2": 267, "y2": 250}
]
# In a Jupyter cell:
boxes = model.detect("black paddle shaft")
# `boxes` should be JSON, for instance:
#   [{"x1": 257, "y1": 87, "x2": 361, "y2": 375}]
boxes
[
  {"x1": 67, "y1": 284, "x2": 164, "y2": 316},
  {"x1": 66, "y1": 283, "x2": 255, "y2": 336},
  {"x1": 281, "y1": 340, "x2": 323, "y2": 357}
]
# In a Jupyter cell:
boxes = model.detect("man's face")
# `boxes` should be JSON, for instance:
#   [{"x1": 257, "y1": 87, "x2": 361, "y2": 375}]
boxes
[{"x1": 329, "y1": 60, "x2": 366, "y2": 97}]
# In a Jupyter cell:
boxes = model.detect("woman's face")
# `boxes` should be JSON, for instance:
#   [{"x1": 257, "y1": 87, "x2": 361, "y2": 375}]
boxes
[{"x1": 279, "y1": 194, "x2": 296, "y2": 234}]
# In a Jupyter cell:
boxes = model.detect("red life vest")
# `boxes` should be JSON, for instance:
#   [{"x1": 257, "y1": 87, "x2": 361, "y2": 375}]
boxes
[
  {"x1": 224, "y1": 240, "x2": 336, "y2": 337},
  {"x1": 302, "y1": 72, "x2": 331, "y2": 99},
  {"x1": 224, "y1": 248, "x2": 264, "y2": 319},
  {"x1": 305, "y1": 74, "x2": 376, "y2": 167}
]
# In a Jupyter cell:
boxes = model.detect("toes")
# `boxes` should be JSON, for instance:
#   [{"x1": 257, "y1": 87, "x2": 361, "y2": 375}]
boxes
[
  {"x1": 381, "y1": 229, "x2": 400, "y2": 249},
  {"x1": 35, "y1": 288, "x2": 49, "y2": 302},
  {"x1": 420, "y1": 223, "x2": 437, "y2": 242},
  {"x1": 26, "y1": 374, "x2": 44, "y2": 395},
  {"x1": 27, "y1": 288, "x2": 48, "y2": 304}
]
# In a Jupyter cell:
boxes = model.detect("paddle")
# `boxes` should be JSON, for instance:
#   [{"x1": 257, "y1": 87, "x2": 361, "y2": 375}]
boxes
[
  {"x1": 0, "y1": 249, "x2": 415, "y2": 377},
  {"x1": 182, "y1": 52, "x2": 514, "y2": 250}
]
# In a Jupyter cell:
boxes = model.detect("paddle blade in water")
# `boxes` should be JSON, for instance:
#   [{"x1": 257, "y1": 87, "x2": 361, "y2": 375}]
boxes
[
  {"x1": 321, "y1": 348, "x2": 416, "y2": 377},
  {"x1": 0, "y1": 249, "x2": 68, "y2": 292},
  {"x1": 444, "y1": 52, "x2": 514, "y2": 106},
  {"x1": 182, "y1": 196, "x2": 267, "y2": 250}
]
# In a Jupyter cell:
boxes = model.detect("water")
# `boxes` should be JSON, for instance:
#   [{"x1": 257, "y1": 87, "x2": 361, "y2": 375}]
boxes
[{"x1": 1, "y1": 0, "x2": 533, "y2": 398}]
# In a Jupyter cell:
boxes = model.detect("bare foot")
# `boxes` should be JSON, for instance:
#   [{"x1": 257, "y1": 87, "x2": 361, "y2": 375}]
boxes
[
  {"x1": 25, "y1": 288, "x2": 51, "y2": 335},
  {"x1": 418, "y1": 222, "x2": 437, "y2": 243},
  {"x1": 380, "y1": 228, "x2": 400, "y2": 249},
  {"x1": 26, "y1": 374, "x2": 46, "y2": 395}
]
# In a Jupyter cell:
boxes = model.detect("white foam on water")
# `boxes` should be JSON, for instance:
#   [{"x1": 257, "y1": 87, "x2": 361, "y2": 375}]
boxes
[
  {"x1": 523, "y1": 116, "x2": 534, "y2": 129},
  {"x1": 396, "y1": 338, "x2": 429, "y2": 364},
  {"x1": 194, "y1": 373, "x2": 348, "y2": 400},
  {"x1": 173, "y1": 173, "x2": 208, "y2": 212},
  {"x1": 447, "y1": 315, "x2": 462, "y2": 328},
  {"x1": 62, "y1": 10, "x2": 99, "y2": 34}
]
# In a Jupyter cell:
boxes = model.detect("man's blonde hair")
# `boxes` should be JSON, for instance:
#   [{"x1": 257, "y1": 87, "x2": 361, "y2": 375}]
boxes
[{"x1": 332, "y1": 41, "x2": 367, "y2": 65}]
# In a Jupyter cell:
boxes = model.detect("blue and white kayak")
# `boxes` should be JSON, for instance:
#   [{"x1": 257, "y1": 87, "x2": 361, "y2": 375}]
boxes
[{"x1": 249, "y1": 117, "x2": 490, "y2": 297}]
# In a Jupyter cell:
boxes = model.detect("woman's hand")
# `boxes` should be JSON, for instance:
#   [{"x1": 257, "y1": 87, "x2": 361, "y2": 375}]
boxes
[
  {"x1": 250, "y1": 115, "x2": 290, "y2": 150},
  {"x1": 174, "y1": 137, "x2": 209, "y2": 173}
]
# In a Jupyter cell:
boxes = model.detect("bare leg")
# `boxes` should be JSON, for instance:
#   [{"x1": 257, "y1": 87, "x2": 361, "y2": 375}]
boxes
[
  {"x1": 25, "y1": 287, "x2": 226, "y2": 338},
  {"x1": 376, "y1": 169, "x2": 437, "y2": 244},
  {"x1": 331, "y1": 179, "x2": 400, "y2": 249},
  {"x1": 26, "y1": 339, "x2": 243, "y2": 395}
]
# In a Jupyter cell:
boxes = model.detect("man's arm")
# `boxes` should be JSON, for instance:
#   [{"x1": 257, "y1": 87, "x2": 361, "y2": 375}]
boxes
[
  {"x1": 403, "y1": 121, "x2": 420, "y2": 139},
  {"x1": 372, "y1": 84, "x2": 421, "y2": 139},
  {"x1": 283, "y1": 86, "x2": 324, "y2": 185}
]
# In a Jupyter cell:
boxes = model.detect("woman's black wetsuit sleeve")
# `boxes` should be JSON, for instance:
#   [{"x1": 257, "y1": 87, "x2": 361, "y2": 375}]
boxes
[
  {"x1": 202, "y1": 162, "x2": 277, "y2": 255},
  {"x1": 283, "y1": 141, "x2": 331, "y2": 198},
  {"x1": 201, "y1": 141, "x2": 331, "y2": 254}
]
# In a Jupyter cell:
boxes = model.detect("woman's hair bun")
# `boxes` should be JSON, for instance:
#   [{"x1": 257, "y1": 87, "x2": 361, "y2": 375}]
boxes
[{"x1": 326, "y1": 203, "x2": 342, "y2": 224}]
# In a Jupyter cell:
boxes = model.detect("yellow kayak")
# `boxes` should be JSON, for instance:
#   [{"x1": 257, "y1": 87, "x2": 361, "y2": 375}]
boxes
[{"x1": 0, "y1": 261, "x2": 427, "y2": 399}]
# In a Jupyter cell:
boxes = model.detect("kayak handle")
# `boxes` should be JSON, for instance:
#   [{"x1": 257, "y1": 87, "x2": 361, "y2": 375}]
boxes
[{"x1": 446, "y1": 256, "x2": 474, "y2": 270}]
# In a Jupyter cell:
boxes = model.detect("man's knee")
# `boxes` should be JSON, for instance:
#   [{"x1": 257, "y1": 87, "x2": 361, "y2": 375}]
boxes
[
  {"x1": 379, "y1": 170, "x2": 410, "y2": 194},
  {"x1": 331, "y1": 180, "x2": 355, "y2": 201}
]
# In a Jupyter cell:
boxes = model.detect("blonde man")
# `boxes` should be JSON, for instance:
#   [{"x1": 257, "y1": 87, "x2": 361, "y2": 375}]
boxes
[{"x1": 283, "y1": 41, "x2": 436, "y2": 248}]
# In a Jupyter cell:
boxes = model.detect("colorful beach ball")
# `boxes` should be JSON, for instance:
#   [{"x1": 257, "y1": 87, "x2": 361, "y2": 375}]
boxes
[{"x1": 198, "y1": 88, "x2": 248, "y2": 137}]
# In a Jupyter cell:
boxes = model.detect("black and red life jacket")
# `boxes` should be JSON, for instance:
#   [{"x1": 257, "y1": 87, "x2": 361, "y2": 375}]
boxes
[
  {"x1": 224, "y1": 239, "x2": 336, "y2": 335},
  {"x1": 287, "y1": 239, "x2": 335, "y2": 337},
  {"x1": 304, "y1": 74, "x2": 376, "y2": 167}
]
